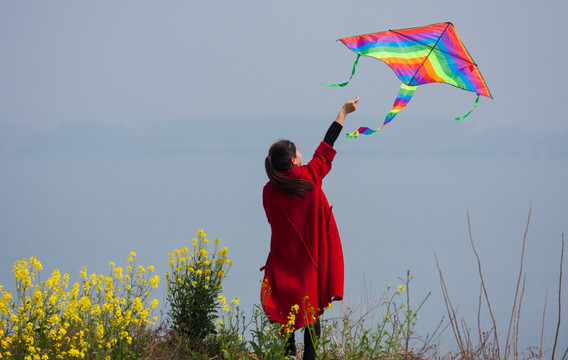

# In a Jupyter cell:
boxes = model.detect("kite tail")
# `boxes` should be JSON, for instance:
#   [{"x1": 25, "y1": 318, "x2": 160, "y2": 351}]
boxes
[
  {"x1": 455, "y1": 94, "x2": 480, "y2": 121},
  {"x1": 383, "y1": 83, "x2": 416, "y2": 126},
  {"x1": 346, "y1": 83, "x2": 417, "y2": 138},
  {"x1": 323, "y1": 54, "x2": 361, "y2": 87}
]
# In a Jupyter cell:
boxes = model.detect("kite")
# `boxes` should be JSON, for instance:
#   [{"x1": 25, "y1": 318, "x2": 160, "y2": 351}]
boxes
[{"x1": 326, "y1": 22, "x2": 492, "y2": 138}]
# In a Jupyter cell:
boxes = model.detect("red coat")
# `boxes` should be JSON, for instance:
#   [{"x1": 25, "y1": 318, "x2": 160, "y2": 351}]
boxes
[{"x1": 261, "y1": 141, "x2": 344, "y2": 330}]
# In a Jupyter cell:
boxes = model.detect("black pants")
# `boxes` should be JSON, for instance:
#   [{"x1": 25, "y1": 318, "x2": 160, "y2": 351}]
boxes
[{"x1": 285, "y1": 320, "x2": 321, "y2": 360}]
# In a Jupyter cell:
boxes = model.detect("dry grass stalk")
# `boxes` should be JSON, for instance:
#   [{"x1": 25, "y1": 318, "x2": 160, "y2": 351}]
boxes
[
  {"x1": 466, "y1": 209, "x2": 501, "y2": 358},
  {"x1": 504, "y1": 205, "x2": 531, "y2": 359},
  {"x1": 552, "y1": 233, "x2": 564, "y2": 360},
  {"x1": 435, "y1": 253, "x2": 467, "y2": 358},
  {"x1": 539, "y1": 291, "x2": 548, "y2": 360}
]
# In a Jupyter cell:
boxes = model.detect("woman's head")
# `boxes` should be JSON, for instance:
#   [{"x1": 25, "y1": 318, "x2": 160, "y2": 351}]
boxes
[
  {"x1": 265, "y1": 140, "x2": 312, "y2": 198},
  {"x1": 267, "y1": 140, "x2": 302, "y2": 171}
]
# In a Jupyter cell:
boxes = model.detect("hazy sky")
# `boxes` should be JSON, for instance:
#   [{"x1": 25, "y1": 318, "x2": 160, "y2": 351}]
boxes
[{"x1": 1, "y1": 1, "x2": 567, "y2": 354}]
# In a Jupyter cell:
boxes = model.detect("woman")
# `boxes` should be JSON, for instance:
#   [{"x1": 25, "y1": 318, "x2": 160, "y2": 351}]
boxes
[{"x1": 260, "y1": 97, "x2": 359, "y2": 359}]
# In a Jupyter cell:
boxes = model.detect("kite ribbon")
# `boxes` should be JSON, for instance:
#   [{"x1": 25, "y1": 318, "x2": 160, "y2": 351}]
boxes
[
  {"x1": 323, "y1": 54, "x2": 361, "y2": 87},
  {"x1": 346, "y1": 83, "x2": 417, "y2": 139},
  {"x1": 454, "y1": 94, "x2": 480, "y2": 121}
]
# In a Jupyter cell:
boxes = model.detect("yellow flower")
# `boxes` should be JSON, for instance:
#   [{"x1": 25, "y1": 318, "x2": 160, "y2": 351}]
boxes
[{"x1": 397, "y1": 285, "x2": 405, "y2": 293}]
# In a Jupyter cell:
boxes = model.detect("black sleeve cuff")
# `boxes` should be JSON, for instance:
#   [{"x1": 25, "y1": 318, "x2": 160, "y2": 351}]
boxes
[{"x1": 323, "y1": 121, "x2": 343, "y2": 147}]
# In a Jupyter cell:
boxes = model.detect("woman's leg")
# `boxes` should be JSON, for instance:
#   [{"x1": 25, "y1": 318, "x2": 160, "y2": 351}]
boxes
[
  {"x1": 302, "y1": 320, "x2": 321, "y2": 360},
  {"x1": 285, "y1": 331, "x2": 296, "y2": 357}
]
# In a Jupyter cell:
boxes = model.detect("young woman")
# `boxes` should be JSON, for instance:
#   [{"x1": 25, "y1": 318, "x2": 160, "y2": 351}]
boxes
[{"x1": 260, "y1": 97, "x2": 359, "y2": 359}]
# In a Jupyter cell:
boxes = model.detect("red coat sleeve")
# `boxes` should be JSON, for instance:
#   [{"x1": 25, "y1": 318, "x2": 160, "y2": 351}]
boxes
[{"x1": 294, "y1": 141, "x2": 337, "y2": 187}]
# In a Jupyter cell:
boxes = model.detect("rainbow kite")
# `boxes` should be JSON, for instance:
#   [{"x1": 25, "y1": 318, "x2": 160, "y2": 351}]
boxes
[{"x1": 327, "y1": 22, "x2": 492, "y2": 138}]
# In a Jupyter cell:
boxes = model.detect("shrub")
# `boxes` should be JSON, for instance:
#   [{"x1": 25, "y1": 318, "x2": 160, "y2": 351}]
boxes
[
  {"x1": 165, "y1": 229, "x2": 232, "y2": 341},
  {"x1": 0, "y1": 253, "x2": 160, "y2": 359}
]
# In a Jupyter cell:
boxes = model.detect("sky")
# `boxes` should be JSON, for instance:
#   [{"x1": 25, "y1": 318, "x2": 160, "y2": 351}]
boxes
[{"x1": 1, "y1": 0, "x2": 567, "y2": 355}]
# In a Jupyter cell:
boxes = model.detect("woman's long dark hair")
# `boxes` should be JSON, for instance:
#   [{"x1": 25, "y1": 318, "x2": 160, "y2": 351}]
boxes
[{"x1": 265, "y1": 140, "x2": 314, "y2": 198}]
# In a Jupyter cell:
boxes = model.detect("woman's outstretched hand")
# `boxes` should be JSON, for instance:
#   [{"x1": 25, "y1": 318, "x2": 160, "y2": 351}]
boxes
[
  {"x1": 335, "y1": 96, "x2": 359, "y2": 125},
  {"x1": 342, "y1": 96, "x2": 359, "y2": 115}
]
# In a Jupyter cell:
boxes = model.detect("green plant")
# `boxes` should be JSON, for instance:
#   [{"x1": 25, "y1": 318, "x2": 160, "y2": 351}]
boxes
[
  {"x1": 216, "y1": 296, "x2": 248, "y2": 359},
  {"x1": 312, "y1": 274, "x2": 427, "y2": 360},
  {"x1": 248, "y1": 304, "x2": 293, "y2": 360},
  {"x1": 165, "y1": 229, "x2": 232, "y2": 341}
]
